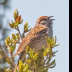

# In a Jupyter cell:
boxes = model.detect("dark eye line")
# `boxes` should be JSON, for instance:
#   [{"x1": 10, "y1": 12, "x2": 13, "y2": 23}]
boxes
[
  {"x1": 40, "y1": 19, "x2": 47, "y2": 21},
  {"x1": 38, "y1": 19, "x2": 47, "y2": 24}
]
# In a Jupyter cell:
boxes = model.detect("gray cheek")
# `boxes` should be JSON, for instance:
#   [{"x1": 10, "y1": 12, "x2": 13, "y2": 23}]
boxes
[
  {"x1": 48, "y1": 26, "x2": 53, "y2": 39},
  {"x1": 50, "y1": 21, "x2": 53, "y2": 25}
]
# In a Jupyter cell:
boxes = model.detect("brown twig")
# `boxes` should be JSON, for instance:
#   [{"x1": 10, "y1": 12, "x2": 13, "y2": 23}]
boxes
[
  {"x1": 44, "y1": 55, "x2": 49, "y2": 64},
  {"x1": 15, "y1": 26, "x2": 22, "y2": 41},
  {"x1": 22, "y1": 31, "x2": 25, "y2": 39},
  {"x1": 11, "y1": 53, "x2": 13, "y2": 57},
  {"x1": 14, "y1": 41, "x2": 20, "y2": 44}
]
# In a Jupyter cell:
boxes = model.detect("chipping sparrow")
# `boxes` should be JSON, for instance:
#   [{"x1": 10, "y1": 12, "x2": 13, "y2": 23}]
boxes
[{"x1": 13, "y1": 16, "x2": 55, "y2": 60}]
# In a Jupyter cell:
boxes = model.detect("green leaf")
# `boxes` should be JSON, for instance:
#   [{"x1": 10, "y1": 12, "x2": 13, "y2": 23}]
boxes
[
  {"x1": 9, "y1": 44, "x2": 16, "y2": 53},
  {"x1": 53, "y1": 50, "x2": 58, "y2": 54},
  {"x1": 26, "y1": 46, "x2": 29, "y2": 51},
  {"x1": 54, "y1": 44, "x2": 59, "y2": 47},
  {"x1": 6, "y1": 57, "x2": 13, "y2": 67},
  {"x1": 26, "y1": 60, "x2": 31, "y2": 64},
  {"x1": 19, "y1": 60, "x2": 23, "y2": 67},
  {"x1": 53, "y1": 55, "x2": 56, "y2": 57},
  {"x1": 11, "y1": 20, "x2": 17, "y2": 27},
  {"x1": 5, "y1": 36, "x2": 10, "y2": 46},
  {"x1": 49, "y1": 63, "x2": 56, "y2": 68},
  {"x1": 12, "y1": 34, "x2": 16, "y2": 40},
  {"x1": 24, "y1": 22, "x2": 28, "y2": 32},
  {"x1": 52, "y1": 37, "x2": 54, "y2": 42},
  {"x1": 43, "y1": 52, "x2": 47, "y2": 56},
  {"x1": 19, "y1": 60, "x2": 24, "y2": 72},
  {"x1": 16, "y1": 33, "x2": 19, "y2": 40},
  {"x1": 47, "y1": 43, "x2": 50, "y2": 48},
  {"x1": 29, "y1": 48, "x2": 34, "y2": 58},
  {"x1": 7, "y1": 36, "x2": 10, "y2": 40},
  {"x1": 9, "y1": 23, "x2": 14, "y2": 28},
  {"x1": 33, "y1": 53, "x2": 38, "y2": 60},
  {"x1": 5, "y1": 39, "x2": 9, "y2": 46},
  {"x1": 13, "y1": 9, "x2": 19, "y2": 20},
  {"x1": 25, "y1": 64, "x2": 28, "y2": 69},
  {"x1": 24, "y1": 22, "x2": 28, "y2": 29},
  {"x1": 46, "y1": 48, "x2": 51, "y2": 53},
  {"x1": 49, "y1": 59, "x2": 55, "y2": 66},
  {"x1": 44, "y1": 68, "x2": 46, "y2": 70},
  {"x1": 14, "y1": 21, "x2": 19, "y2": 26}
]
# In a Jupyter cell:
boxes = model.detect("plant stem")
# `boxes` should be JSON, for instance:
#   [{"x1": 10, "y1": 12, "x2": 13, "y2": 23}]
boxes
[{"x1": 16, "y1": 26, "x2": 22, "y2": 41}]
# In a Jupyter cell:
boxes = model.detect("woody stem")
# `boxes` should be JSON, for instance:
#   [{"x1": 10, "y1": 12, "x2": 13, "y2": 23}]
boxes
[{"x1": 16, "y1": 26, "x2": 22, "y2": 41}]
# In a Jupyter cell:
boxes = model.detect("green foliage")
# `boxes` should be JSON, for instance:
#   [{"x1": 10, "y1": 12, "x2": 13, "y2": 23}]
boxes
[
  {"x1": 5, "y1": 35, "x2": 16, "y2": 54},
  {"x1": 13, "y1": 9, "x2": 19, "y2": 20},
  {"x1": 46, "y1": 36, "x2": 59, "y2": 48},
  {"x1": 24, "y1": 22, "x2": 32, "y2": 33},
  {"x1": 16, "y1": 37, "x2": 59, "y2": 72},
  {"x1": 19, "y1": 60, "x2": 31, "y2": 72},
  {"x1": 9, "y1": 9, "x2": 23, "y2": 29},
  {"x1": 0, "y1": 9, "x2": 31, "y2": 69},
  {"x1": 4, "y1": 9, "x2": 31, "y2": 56},
  {"x1": 4, "y1": 68, "x2": 13, "y2": 72}
]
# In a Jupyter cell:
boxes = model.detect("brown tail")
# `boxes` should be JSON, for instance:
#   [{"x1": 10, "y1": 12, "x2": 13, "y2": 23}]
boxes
[{"x1": 17, "y1": 51, "x2": 26, "y2": 65}]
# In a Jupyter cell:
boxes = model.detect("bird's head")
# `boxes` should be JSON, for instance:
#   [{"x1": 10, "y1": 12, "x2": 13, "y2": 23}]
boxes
[{"x1": 36, "y1": 16, "x2": 55, "y2": 27}]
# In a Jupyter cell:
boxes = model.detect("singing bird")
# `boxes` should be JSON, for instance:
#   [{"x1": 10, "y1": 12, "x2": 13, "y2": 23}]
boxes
[{"x1": 13, "y1": 16, "x2": 55, "y2": 62}]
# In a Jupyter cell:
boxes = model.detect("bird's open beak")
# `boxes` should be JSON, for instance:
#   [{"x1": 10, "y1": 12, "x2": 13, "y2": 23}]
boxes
[
  {"x1": 49, "y1": 16, "x2": 55, "y2": 21},
  {"x1": 49, "y1": 16, "x2": 54, "y2": 18},
  {"x1": 50, "y1": 19, "x2": 55, "y2": 21}
]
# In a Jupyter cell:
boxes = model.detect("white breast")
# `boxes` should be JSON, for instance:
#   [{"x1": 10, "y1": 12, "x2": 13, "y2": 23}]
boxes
[{"x1": 30, "y1": 39, "x2": 47, "y2": 52}]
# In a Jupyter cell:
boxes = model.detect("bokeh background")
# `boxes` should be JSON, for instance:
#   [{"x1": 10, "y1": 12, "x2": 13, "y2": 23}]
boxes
[{"x1": 0, "y1": 0, "x2": 69, "y2": 72}]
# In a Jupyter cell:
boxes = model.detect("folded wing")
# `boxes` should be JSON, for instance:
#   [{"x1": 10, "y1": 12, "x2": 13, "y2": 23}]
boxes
[{"x1": 13, "y1": 25, "x2": 48, "y2": 57}]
